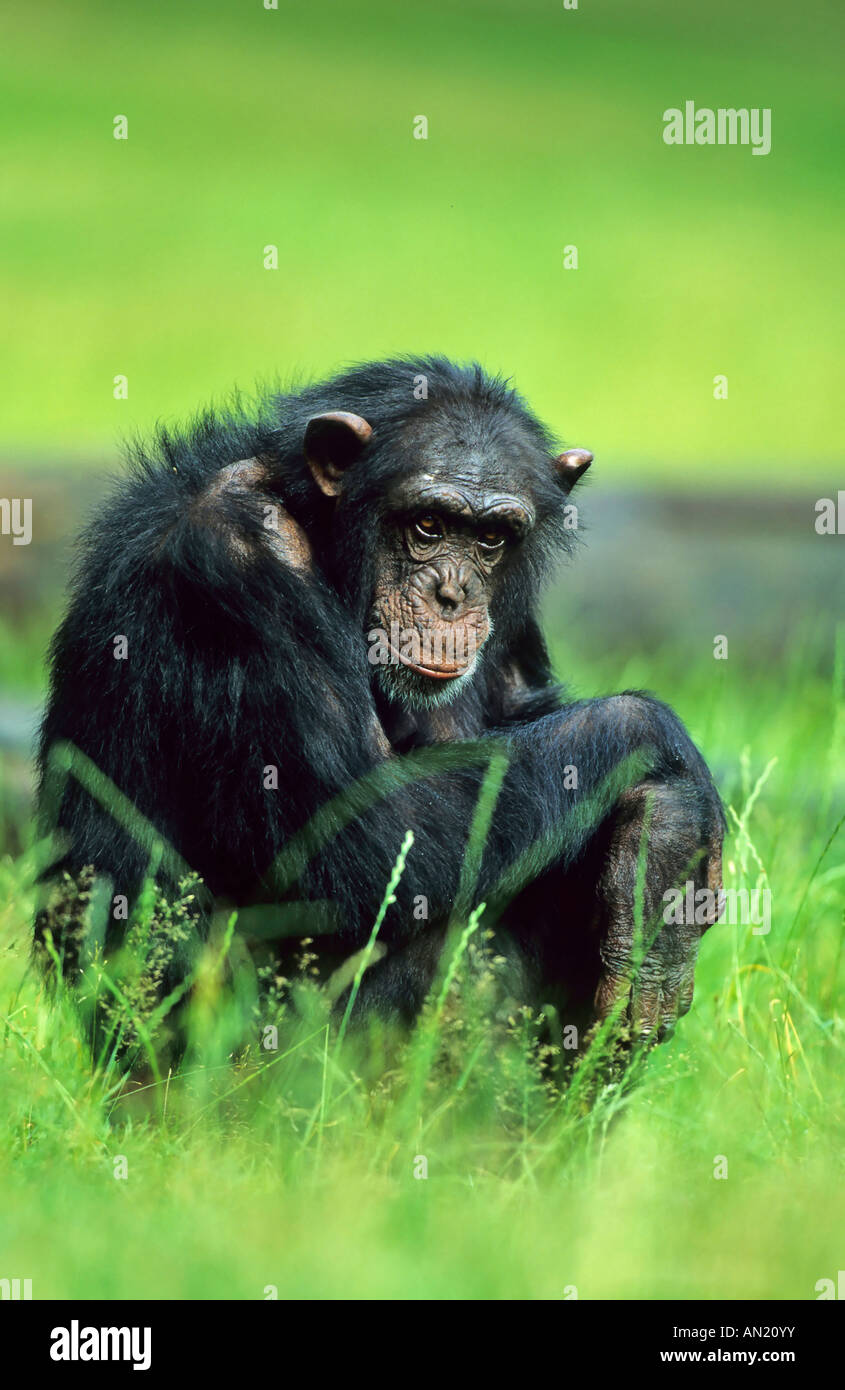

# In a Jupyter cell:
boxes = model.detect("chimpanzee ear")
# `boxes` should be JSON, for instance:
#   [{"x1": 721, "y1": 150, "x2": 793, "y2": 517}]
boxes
[
  {"x1": 303, "y1": 411, "x2": 373, "y2": 497},
  {"x1": 553, "y1": 447, "x2": 593, "y2": 491}
]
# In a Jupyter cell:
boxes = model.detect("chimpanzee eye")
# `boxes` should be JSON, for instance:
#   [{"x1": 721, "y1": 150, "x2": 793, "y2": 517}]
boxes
[
  {"x1": 414, "y1": 516, "x2": 443, "y2": 542},
  {"x1": 478, "y1": 530, "x2": 506, "y2": 552}
]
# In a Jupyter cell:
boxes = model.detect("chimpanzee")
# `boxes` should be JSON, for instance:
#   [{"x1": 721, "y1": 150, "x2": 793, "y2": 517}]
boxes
[{"x1": 35, "y1": 357, "x2": 723, "y2": 1042}]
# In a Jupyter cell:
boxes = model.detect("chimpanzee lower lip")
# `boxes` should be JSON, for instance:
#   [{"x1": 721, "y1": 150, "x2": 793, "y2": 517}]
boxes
[
  {"x1": 390, "y1": 646, "x2": 472, "y2": 680},
  {"x1": 407, "y1": 662, "x2": 464, "y2": 679}
]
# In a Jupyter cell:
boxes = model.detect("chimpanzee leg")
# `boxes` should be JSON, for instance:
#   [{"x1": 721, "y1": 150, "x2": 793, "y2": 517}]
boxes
[
  {"x1": 495, "y1": 776, "x2": 723, "y2": 1043},
  {"x1": 333, "y1": 926, "x2": 449, "y2": 1025},
  {"x1": 339, "y1": 694, "x2": 723, "y2": 1038}
]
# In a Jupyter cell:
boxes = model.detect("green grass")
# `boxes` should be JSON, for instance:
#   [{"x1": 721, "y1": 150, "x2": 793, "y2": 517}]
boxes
[
  {"x1": 0, "y1": 0, "x2": 841, "y2": 1301},
  {"x1": 1, "y1": 0, "x2": 842, "y2": 480},
  {"x1": 1, "y1": 634, "x2": 842, "y2": 1300}
]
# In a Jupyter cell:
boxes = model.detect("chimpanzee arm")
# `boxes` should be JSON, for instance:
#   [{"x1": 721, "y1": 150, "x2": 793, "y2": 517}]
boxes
[
  {"x1": 340, "y1": 693, "x2": 723, "y2": 1042},
  {"x1": 480, "y1": 695, "x2": 724, "y2": 1035},
  {"x1": 37, "y1": 443, "x2": 391, "y2": 915}
]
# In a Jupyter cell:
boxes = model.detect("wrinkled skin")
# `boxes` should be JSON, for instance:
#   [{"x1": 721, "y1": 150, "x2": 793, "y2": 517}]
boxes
[{"x1": 367, "y1": 471, "x2": 519, "y2": 704}]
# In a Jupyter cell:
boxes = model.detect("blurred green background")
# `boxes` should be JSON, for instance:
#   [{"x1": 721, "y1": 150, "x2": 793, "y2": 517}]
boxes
[
  {"x1": 2, "y1": 0, "x2": 842, "y2": 478},
  {"x1": 1, "y1": 0, "x2": 844, "y2": 1306}
]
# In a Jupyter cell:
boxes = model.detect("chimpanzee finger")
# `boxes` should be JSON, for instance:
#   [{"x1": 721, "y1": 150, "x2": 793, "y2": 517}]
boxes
[
  {"x1": 593, "y1": 967, "x2": 631, "y2": 1023},
  {"x1": 677, "y1": 966, "x2": 697, "y2": 1017},
  {"x1": 651, "y1": 946, "x2": 698, "y2": 1039},
  {"x1": 655, "y1": 980, "x2": 683, "y2": 1041},
  {"x1": 630, "y1": 977, "x2": 662, "y2": 1042}
]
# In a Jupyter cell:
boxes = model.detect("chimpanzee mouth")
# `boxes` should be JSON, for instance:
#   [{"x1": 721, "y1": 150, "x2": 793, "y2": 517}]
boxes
[
  {"x1": 367, "y1": 620, "x2": 489, "y2": 707},
  {"x1": 391, "y1": 646, "x2": 475, "y2": 681}
]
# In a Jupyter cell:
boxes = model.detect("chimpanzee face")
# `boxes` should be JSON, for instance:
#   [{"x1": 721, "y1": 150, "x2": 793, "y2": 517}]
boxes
[
  {"x1": 303, "y1": 408, "x2": 591, "y2": 710},
  {"x1": 363, "y1": 468, "x2": 535, "y2": 707}
]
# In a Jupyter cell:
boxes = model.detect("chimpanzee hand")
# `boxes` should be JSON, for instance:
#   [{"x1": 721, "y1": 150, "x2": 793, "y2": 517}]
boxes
[
  {"x1": 217, "y1": 457, "x2": 313, "y2": 573},
  {"x1": 594, "y1": 906, "x2": 704, "y2": 1043},
  {"x1": 593, "y1": 780, "x2": 723, "y2": 1043}
]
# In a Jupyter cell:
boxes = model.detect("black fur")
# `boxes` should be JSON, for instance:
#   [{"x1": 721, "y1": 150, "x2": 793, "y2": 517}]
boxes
[{"x1": 35, "y1": 357, "x2": 724, "y2": 1038}]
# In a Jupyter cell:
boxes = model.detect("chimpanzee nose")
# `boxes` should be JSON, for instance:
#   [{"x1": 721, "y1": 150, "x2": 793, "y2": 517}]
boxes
[
  {"x1": 436, "y1": 575, "x2": 465, "y2": 610},
  {"x1": 433, "y1": 558, "x2": 472, "y2": 614}
]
